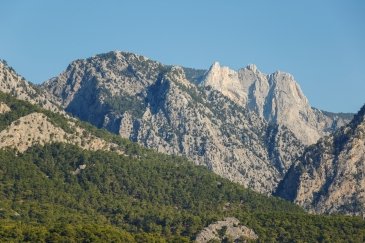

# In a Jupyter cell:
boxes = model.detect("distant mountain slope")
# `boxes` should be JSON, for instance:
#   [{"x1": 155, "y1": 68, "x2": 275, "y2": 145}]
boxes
[
  {"x1": 42, "y1": 51, "x2": 304, "y2": 193},
  {"x1": 202, "y1": 62, "x2": 350, "y2": 145},
  {"x1": 0, "y1": 60, "x2": 61, "y2": 112},
  {"x1": 276, "y1": 104, "x2": 365, "y2": 215}
]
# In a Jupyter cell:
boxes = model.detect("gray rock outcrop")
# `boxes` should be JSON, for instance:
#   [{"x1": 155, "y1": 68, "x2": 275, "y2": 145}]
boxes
[
  {"x1": 195, "y1": 217, "x2": 258, "y2": 243},
  {"x1": 276, "y1": 104, "x2": 365, "y2": 215},
  {"x1": 202, "y1": 62, "x2": 350, "y2": 145},
  {"x1": 0, "y1": 60, "x2": 61, "y2": 112}
]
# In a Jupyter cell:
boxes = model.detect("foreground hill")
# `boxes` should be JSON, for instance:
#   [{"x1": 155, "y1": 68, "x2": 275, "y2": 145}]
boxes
[
  {"x1": 0, "y1": 90, "x2": 365, "y2": 242},
  {"x1": 276, "y1": 104, "x2": 365, "y2": 216},
  {"x1": 0, "y1": 91, "x2": 124, "y2": 154},
  {"x1": 42, "y1": 51, "x2": 304, "y2": 193}
]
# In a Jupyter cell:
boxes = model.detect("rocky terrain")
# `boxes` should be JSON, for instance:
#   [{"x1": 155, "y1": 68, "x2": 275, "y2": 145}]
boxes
[
  {"x1": 195, "y1": 217, "x2": 258, "y2": 242},
  {"x1": 42, "y1": 51, "x2": 305, "y2": 193},
  {"x1": 0, "y1": 112, "x2": 122, "y2": 153},
  {"x1": 276, "y1": 104, "x2": 365, "y2": 215},
  {"x1": 0, "y1": 60, "x2": 61, "y2": 112},
  {"x1": 202, "y1": 62, "x2": 350, "y2": 145},
  {"x1": 0, "y1": 89, "x2": 125, "y2": 155},
  {"x1": 1, "y1": 53, "x2": 365, "y2": 241},
  {"x1": 2, "y1": 52, "x2": 361, "y2": 213},
  {"x1": 0, "y1": 102, "x2": 10, "y2": 114}
]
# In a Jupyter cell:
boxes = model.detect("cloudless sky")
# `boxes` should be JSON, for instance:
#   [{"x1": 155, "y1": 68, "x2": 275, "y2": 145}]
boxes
[{"x1": 1, "y1": 0, "x2": 364, "y2": 112}]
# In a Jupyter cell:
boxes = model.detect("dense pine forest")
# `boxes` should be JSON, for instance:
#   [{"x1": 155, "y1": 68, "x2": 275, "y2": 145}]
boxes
[{"x1": 0, "y1": 92, "x2": 364, "y2": 242}]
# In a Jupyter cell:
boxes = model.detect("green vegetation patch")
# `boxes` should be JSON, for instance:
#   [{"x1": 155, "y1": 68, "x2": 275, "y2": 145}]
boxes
[{"x1": 0, "y1": 143, "x2": 364, "y2": 242}]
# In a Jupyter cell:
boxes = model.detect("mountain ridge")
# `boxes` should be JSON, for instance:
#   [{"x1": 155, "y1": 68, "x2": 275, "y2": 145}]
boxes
[
  {"x1": 41, "y1": 51, "x2": 307, "y2": 193},
  {"x1": 201, "y1": 60, "x2": 350, "y2": 145},
  {"x1": 0, "y1": 60, "x2": 61, "y2": 112},
  {"x1": 0, "y1": 52, "x2": 360, "y2": 212},
  {"x1": 0, "y1": 91, "x2": 364, "y2": 241}
]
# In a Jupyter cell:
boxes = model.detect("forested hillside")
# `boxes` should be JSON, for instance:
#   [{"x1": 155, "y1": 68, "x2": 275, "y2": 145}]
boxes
[
  {"x1": 1, "y1": 144, "x2": 365, "y2": 242},
  {"x1": 0, "y1": 92, "x2": 364, "y2": 242}
]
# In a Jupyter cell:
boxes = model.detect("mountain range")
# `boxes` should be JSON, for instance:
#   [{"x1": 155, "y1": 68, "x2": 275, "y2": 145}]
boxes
[
  {"x1": 0, "y1": 51, "x2": 364, "y2": 219},
  {"x1": 1, "y1": 55, "x2": 365, "y2": 241}
]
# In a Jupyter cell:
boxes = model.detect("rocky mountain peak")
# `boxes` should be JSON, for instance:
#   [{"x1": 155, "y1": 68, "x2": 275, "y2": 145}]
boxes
[
  {"x1": 271, "y1": 70, "x2": 295, "y2": 82},
  {"x1": 0, "y1": 60, "x2": 24, "y2": 82},
  {"x1": 202, "y1": 62, "x2": 246, "y2": 104},
  {"x1": 166, "y1": 65, "x2": 193, "y2": 88},
  {"x1": 246, "y1": 64, "x2": 258, "y2": 73},
  {"x1": 0, "y1": 60, "x2": 61, "y2": 112},
  {"x1": 211, "y1": 61, "x2": 220, "y2": 69},
  {"x1": 205, "y1": 61, "x2": 237, "y2": 82},
  {"x1": 202, "y1": 63, "x2": 350, "y2": 145}
]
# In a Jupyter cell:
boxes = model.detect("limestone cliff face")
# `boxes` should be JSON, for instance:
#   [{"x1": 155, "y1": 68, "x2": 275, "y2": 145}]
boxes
[
  {"x1": 42, "y1": 51, "x2": 304, "y2": 194},
  {"x1": 0, "y1": 60, "x2": 61, "y2": 112},
  {"x1": 276, "y1": 104, "x2": 365, "y2": 215},
  {"x1": 202, "y1": 62, "x2": 350, "y2": 145}
]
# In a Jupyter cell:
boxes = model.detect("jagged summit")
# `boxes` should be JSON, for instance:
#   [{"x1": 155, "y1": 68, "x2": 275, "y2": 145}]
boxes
[
  {"x1": 100, "y1": 50, "x2": 150, "y2": 61},
  {"x1": 0, "y1": 60, "x2": 61, "y2": 112},
  {"x1": 210, "y1": 61, "x2": 220, "y2": 68},
  {"x1": 245, "y1": 64, "x2": 258, "y2": 73},
  {"x1": 202, "y1": 62, "x2": 349, "y2": 145},
  {"x1": 206, "y1": 61, "x2": 234, "y2": 74}
]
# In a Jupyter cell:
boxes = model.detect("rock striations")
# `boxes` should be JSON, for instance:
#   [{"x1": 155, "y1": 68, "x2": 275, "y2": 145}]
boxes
[
  {"x1": 202, "y1": 62, "x2": 350, "y2": 145},
  {"x1": 276, "y1": 104, "x2": 365, "y2": 215},
  {"x1": 43, "y1": 51, "x2": 305, "y2": 193}
]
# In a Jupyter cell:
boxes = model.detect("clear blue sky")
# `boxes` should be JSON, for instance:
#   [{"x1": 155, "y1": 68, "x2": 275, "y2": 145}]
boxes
[{"x1": 1, "y1": 0, "x2": 364, "y2": 112}]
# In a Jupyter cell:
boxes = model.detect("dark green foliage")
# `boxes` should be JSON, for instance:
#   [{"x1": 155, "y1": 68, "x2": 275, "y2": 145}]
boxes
[
  {"x1": 319, "y1": 109, "x2": 354, "y2": 121},
  {"x1": 0, "y1": 92, "x2": 39, "y2": 131},
  {"x1": 0, "y1": 91, "x2": 74, "y2": 133},
  {"x1": 104, "y1": 93, "x2": 146, "y2": 118},
  {"x1": 43, "y1": 109, "x2": 76, "y2": 133},
  {"x1": 181, "y1": 67, "x2": 206, "y2": 84},
  {"x1": 0, "y1": 143, "x2": 364, "y2": 242},
  {"x1": 0, "y1": 91, "x2": 365, "y2": 242},
  {"x1": 0, "y1": 221, "x2": 134, "y2": 242},
  {"x1": 218, "y1": 226, "x2": 228, "y2": 238}
]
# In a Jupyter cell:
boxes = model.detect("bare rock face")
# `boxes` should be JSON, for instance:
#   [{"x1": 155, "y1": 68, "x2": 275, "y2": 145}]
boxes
[
  {"x1": 0, "y1": 112, "x2": 123, "y2": 154},
  {"x1": 276, "y1": 104, "x2": 365, "y2": 215},
  {"x1": 42, "y1": 51, "x2": 304, "y2": 194},
  {"x1": 202, "y1": 63, "x2": 350, "y2": 145},
  {"x1": 195, "y1": 217, "x2": 258, "y2": 243},
  {"x1": 0, "y1": 60, "x2": 61, "y2": 112},
  {"x1": 0, "y1": 102, "x2": 10, "y2": 114}
]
